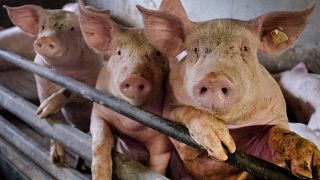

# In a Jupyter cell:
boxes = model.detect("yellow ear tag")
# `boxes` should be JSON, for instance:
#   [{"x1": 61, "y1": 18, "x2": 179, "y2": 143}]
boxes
[{"x1": 271, "y1": 28, "x2": 288, "y2": 45}]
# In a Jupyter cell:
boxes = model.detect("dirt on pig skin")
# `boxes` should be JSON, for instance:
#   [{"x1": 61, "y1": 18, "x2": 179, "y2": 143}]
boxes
[
  {"x1": 138, "y1": 0, "x2": 320, "y2": 179},
  {"x1": 5, "y1": 4, "x2": 103, "y2": 165},
  {"x1": 79, "y1": 2, "x2": 172, "y2": 180}
]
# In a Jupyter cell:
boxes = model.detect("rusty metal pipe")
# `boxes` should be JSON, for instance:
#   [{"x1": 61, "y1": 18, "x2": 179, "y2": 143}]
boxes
[{"x1": 0, "y1": 50, "x2": 298, "y2": 179}]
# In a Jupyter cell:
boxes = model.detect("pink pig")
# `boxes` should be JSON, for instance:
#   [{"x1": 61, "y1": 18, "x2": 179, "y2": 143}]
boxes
[
  {"x1": 138, "y1": 0, "x2": 320, "y2": 179},
  {"x1": 79, "y1": 3, "x2": 172, "y2": 180},
  {"x1": 275, "y1": 62, "x2": 320, "y2": 136},
  {"x1": 5, "y1": 5, "x2": 102, "y2": 164}
]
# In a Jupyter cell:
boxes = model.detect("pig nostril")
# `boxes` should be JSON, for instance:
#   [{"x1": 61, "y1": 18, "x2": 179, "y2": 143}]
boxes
[
  {"x1": 221, "y1": 87, "x2": 228, "y2": 95},
  {"x1": 200, "y1": 87, "x2": 207, "y2": 94},
  {"x1": 139, "y1": 84, "x2": 144, "y2": 91},
  {"x1": 49, "y1": 44, "x2": 55, "y2": 49}
]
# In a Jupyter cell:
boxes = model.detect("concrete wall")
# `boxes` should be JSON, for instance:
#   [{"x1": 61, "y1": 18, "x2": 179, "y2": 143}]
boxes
[{"x1": 85, "y1": 0, "x2": 320, "y2": 73}]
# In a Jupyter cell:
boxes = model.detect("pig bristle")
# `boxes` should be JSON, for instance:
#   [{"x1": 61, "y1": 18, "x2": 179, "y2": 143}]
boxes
[{"x1": 112, "y1": 28, "x2": 154, "y2": 57}]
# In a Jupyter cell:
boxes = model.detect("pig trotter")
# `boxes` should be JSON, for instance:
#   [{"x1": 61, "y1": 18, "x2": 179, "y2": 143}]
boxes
[
  {"x1": 269, "y1": 126, "x2": 320, "y2": 179},
  {"x1": 168, "y1": 106, "x2": 236, "y2": 161},
  {"x1": 36, "y1": 90, "x2": 70, "y2": 118},
  {"x1": 50, "y1": 141, "x2": 66, "y2": 166}
]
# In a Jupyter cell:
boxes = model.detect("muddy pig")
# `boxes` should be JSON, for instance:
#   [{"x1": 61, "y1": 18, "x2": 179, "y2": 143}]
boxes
[
  {"x1": 79, "y1": 3, "x2": 172, "y2": 180},
  {"x1": 138, "y1": 0, "x2": 320, "y2": 179},
  {"x1": 274, "y1": 62, "x2": 320, "y2": 136},
  {"x1": 5, "y1": 5, "x2": 103, "y2": 164}
]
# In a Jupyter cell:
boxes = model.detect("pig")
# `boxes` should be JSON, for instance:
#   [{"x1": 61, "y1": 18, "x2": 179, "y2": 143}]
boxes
[
  {"x1": 5, "y1": 5, "x2": 102, "y2": 165},
  {"x1": 138, "y1": 0, "x2": 320, "y2": 179},
  {"x1": 0, "y1": 26, "x2": 36, "y2": 71},
  {"x1": 79, "y1": 3, "x2": 172, "y2": 180},
  {"x1": 274, "y1": 62, "x2": 320, "y2": 136}
]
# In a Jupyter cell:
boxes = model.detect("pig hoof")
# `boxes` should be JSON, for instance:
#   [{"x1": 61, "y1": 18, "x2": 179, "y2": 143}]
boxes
[
  {"x1": 36, "y1": 103, "x2": 56, "y2": 118},
  {"x1": 50, "y1": 143, "x2": 66, "y2": 165}
]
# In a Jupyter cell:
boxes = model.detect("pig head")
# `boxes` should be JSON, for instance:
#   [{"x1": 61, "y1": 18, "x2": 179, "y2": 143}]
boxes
[
  {"x1": 79, "y1": 3, "x2": 171, "y2": 180},
  {"x1": 139, "y1": 1, "x2": 320, "y2": 179}
]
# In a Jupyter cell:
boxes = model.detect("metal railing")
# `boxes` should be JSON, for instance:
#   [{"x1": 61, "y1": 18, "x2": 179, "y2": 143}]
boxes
[{"x1": 0, "y1": 49, "x2": 299, "y2": 180}]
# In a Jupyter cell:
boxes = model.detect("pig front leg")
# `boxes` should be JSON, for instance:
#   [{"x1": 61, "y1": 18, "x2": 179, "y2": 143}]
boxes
[
  {"x1": 167, "y1": 106, "x2": 236, "y2": 160},
  {"x1": 91, "y1": 113, "x2": 114, "y2": 180},
  {"x1": 36, "y1": 88, "x2": 76, "y2": 118},
  {"x1": 269, "y1": 126, "x2": 320, "y2": 179},
  {"x1": 145, "y1": 135, "x2": 172, "y2": 175}
]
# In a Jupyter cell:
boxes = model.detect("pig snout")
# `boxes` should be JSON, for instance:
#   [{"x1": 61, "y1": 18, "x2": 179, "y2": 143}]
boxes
[
  {"x1": 193, "y1": 73, "x2": 237, "y2": 110},
  {"x1": 34, "y1": 37, "x2": 63, "y2": 58},
  {"x1": 119, "y1": 74, "x2": 152, "y2": 101}
]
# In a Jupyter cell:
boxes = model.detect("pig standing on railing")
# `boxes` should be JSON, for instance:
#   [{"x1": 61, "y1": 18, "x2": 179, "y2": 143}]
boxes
[
  {"x1": 5, "y1": 4, "x2": 103, "y2": 166},
  {"x1": 138, "y1": 0, "x2": 320, "y2": 179},
  {"x1": 79, "y1": 2, "x2": 172, "y2": 180}
]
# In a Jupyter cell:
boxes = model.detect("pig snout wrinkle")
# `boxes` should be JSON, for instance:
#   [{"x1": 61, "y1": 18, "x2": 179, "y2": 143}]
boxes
[
  {"x1": 34, "y1": 37, "x2": 61, "y2": 58},
  {"x1": 119, "y1": 74, "x2": 152, "y2": 101},
  {"x1": 193, "y1": 73, "x2": 237, "y2": 110}
]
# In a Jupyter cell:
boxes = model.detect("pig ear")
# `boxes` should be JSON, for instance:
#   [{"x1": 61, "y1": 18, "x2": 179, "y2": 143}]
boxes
[
  {"x1": 79, "y1": 1, "x2": 116, "y2": 52},
  {"x1": 249, "y1": 4, "x2": 315, "y2": 56},
  {"x1": 4, "y1": 5, "x2": 44, "y2": 35},
  {"x1": 159, "y1": 0, "x2": 192, "y2": 30},
  {"x1": 137, "y1": 5, "x2": 187, "y2": 59},
  {"x1": 291, "y1": 62, "x2": 308, "y2": 73}
]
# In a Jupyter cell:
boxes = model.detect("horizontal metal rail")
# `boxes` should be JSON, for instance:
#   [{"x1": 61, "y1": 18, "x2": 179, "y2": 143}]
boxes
[
  {"x1": 0, "y1": 85, "x2": 168, "y2": 180},
  {"x1": 0, "y1": 115, "x2": 89, "y2": 180},
  {"x1": 0, "y1": 135, "x2": 54, "y2": 180},
  {"x1": 0, "y1": 49, "x2": 299, "y2": 179}
]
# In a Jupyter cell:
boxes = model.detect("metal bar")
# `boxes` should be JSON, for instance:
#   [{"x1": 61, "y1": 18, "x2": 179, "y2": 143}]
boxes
[
  {"x1": 0, "y1": 85, "x2": 168, "y2": 180},
  {"x1": 0, "y1": 50, "x2": 298, "y2": 179},
  {"x1": 0, "y1": 115, "x2": 89, "y2": 180},
  {"x1": 0, "y1": 135, "x2": 54, "y2": 180},
  {"x1": 0, "y1": 153, "x2": 29, "y2": 180}
]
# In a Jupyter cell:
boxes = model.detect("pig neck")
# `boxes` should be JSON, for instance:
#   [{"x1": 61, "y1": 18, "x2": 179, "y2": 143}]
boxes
[
  {"x1": 167, "y1": 60, "x2": 288, "y2": 129},
  {"x1": 35, "y1": 44, "x2": 101, "y2": 79}
]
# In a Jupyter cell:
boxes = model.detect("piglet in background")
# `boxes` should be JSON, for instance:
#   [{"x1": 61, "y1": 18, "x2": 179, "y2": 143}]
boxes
[
  {"x1": 79, "y1": 2, "x2": 172, "y2": 180},
  {"x1": 5, "y1": 5, "x2": 103, "y2": 165},
  {"x1": 275, "y1": 62, "x2": 320, "y2": 136}
]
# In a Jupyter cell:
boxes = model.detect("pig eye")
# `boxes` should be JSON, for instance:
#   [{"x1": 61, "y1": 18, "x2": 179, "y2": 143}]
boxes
[
  {"x1": 42, "y1": 25, "x2": 45, "y2": 30},
  {"x1": 156, "y1": 51, "x2": 161, "y2": 56},
  {"x1": 194, "y1": 48, "x2": 198, "y2": 53},
  {"x1": 117, "y1": 50, "x2": 121, "y2": 55},
  {"x1": 243, "y1": 46, "x2": 248, "y2": 52},
  {"x1": 70, "y1": 27, "x2": 74, "y2": 31}
]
